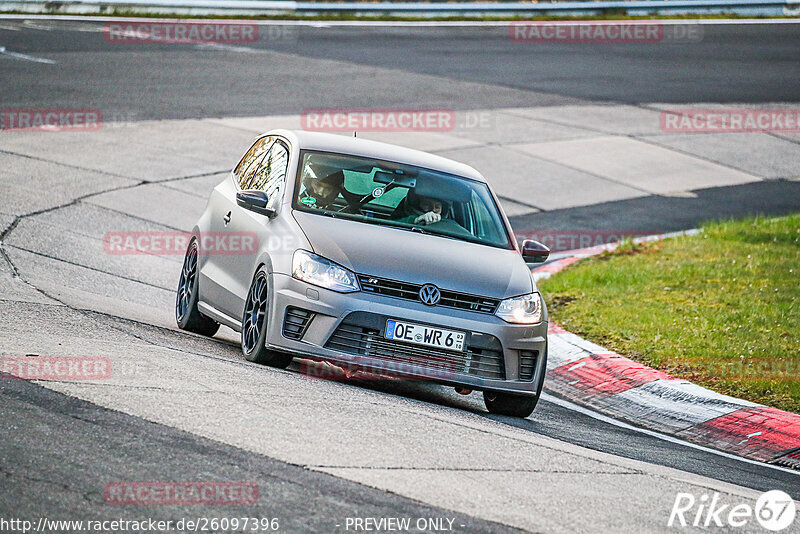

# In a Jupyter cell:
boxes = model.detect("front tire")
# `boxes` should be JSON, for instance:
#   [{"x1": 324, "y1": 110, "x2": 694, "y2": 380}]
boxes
[
  {"x1": 176, "y1": 239, "x2": 220, "y2": 337},
  {"x1": 483, "y1": 391, "x2": 538, "y2": 418},
  {"x1": 241, "y1": 267, "x2": 293, "y2": 368}
]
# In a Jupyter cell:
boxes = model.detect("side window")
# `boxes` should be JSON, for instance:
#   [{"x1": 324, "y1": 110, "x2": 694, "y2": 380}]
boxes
[
  {"x1": 234, "y1": 136, "x2": 272, "y2": 189},
  {"x1": 470, "y1": 192, "x2": 500, "y2": 242},
  {"x1": 250, "y1": 141, "x2": 289, "y2": 207}
]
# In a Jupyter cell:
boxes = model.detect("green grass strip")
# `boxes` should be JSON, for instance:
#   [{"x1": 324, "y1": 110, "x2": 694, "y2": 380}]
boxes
[{"x1": 540, "y1": 214, "x2": 800, "y2": 413}]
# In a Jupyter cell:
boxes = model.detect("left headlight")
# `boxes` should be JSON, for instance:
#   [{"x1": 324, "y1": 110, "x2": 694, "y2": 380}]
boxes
[
  {"x1": 495, "y1": 293, "x2": 543, "y2": 324},
  {"x1": 292, "y1": 250, "x2": 360, "y2": 293}
]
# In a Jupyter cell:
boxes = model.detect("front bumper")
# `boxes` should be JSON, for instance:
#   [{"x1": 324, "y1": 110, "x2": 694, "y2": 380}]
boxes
[{"x1": 265, "y1": 273, "x2": 547, "y2": 396}]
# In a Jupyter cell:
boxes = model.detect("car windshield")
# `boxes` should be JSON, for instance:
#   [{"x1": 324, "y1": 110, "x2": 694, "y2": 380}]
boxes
[{"x1": 292, "y1": 150, "x2": 512, "y2": 249}]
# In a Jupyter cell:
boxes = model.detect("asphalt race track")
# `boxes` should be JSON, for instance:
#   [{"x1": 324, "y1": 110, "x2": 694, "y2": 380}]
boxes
[
  {"x1": 1, "y1": 17, "x2": 800, "y2": 534},
  {"x1": 1, "y1": 20, "x2": 800, "y2": 118}
]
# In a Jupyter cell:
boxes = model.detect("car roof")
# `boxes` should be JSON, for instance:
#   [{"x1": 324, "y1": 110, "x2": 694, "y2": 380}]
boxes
[{"x1": 267, "y1": 129, "x2": 486, "y2": 183}]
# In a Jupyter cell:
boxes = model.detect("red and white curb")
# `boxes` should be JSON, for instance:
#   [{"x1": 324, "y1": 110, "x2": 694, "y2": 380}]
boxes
[{"x1": 534, "y1": 230, "x2": 800, "y2": 469}]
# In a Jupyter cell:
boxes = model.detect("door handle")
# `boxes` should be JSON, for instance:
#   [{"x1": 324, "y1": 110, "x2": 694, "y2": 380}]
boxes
[{"x1": 223, "y1": 211, "x2": 231, "y2": 225}]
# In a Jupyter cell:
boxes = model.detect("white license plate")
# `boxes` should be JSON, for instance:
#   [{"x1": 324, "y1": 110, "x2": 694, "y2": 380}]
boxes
[{"x1": 385, "y1": 319, "x2": 465, "y2": 352}]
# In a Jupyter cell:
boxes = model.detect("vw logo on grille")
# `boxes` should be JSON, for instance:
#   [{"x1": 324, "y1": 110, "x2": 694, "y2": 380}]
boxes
[{"x1": 419, "y1": 284, "x2": 441, "y2": 306}]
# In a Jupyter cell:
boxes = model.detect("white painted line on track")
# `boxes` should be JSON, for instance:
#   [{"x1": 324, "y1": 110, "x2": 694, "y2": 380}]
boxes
[
  {"x1": 21, "y1": 19, "x2": 107, "y2": 31},
  {"x1": 194, "y1": 42, "x2": 264, "y2": 53},
  {"x1": 0, "y1": 14, "x2": 800, "y2": 26},
  {"x1": 0, "y1": 44, "x2": 55, "y2": 63},
  {"x1": 540, "y1": 392, "x2": 800, "y2": 476}
]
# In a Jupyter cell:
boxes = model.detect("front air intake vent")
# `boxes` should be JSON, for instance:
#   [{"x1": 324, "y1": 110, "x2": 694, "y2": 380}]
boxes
[
  {"x1": 282, "y1": 307, "x2": 314, "y2": 340},
  {"x1": 518, "y1": 350, "x2": 539, "y2": 381}
]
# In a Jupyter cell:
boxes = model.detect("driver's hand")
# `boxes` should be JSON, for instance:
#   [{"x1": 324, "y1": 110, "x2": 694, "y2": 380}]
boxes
[{"x1": 414, "y1": 212, "x2": 441, "y2": 225}]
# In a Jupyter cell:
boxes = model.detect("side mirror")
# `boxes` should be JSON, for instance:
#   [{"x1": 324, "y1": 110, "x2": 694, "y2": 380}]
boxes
[
  {"x1": 236, "y1": 190, "x2": 276, "y2": 218},
  {"x1": 521, "y1": 240, "x2": 550, "y2": 264}
]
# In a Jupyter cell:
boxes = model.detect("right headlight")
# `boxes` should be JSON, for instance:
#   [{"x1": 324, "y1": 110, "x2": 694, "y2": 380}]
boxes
[
  {"x1": 292, "y1": 250, "x2": 360, "y2": 293},
  {"x1": 495, "y1": 293, "x2": 543, "y2": 324}
]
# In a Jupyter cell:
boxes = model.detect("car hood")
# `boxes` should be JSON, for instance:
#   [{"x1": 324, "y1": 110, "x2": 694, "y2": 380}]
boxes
[{"x1": 292, "y1": 211, "x2": 533, "y2": 299}]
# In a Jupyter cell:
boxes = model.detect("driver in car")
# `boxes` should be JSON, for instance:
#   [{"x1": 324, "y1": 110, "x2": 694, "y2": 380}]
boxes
[
  {"x1": 300, "y1": 169, "x2": 343, "y2": 209},
  {"x1": 299, "y1": 168, "x2": 360, "y2": 212}
]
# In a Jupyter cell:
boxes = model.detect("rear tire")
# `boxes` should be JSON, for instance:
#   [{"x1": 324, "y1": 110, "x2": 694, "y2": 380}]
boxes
[
  {"x1": 483, "y1": 391, "x2": 538, "y2": 418},
  {"x1": 241, "y1": 267, "x2": 293, "y2": 368},
  {"x1": 176, "y1": 238, "x2": 220, "y2": 337}
]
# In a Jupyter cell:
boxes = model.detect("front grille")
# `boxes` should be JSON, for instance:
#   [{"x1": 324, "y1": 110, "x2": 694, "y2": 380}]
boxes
[
  {"x1": 282, "y1": 307, "x2": 314, "y2": 340},
  {"x1": 357, "y1": 274, "x2": 500, "y2": 314},
  {"x1": 518, "y1": 350, "x2": 539, "y2": 381},
  {"x1": 325, "y1": 315, "x2": 505, "y2": 380},
  {"x1": 773, "y1": 448, "x2": 800, "y2": 470}
]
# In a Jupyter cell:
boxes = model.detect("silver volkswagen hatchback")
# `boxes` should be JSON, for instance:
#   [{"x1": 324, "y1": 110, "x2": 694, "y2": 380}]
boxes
[{"x1": 176, "y1": 129, "x2": 550, "y2": 417}]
